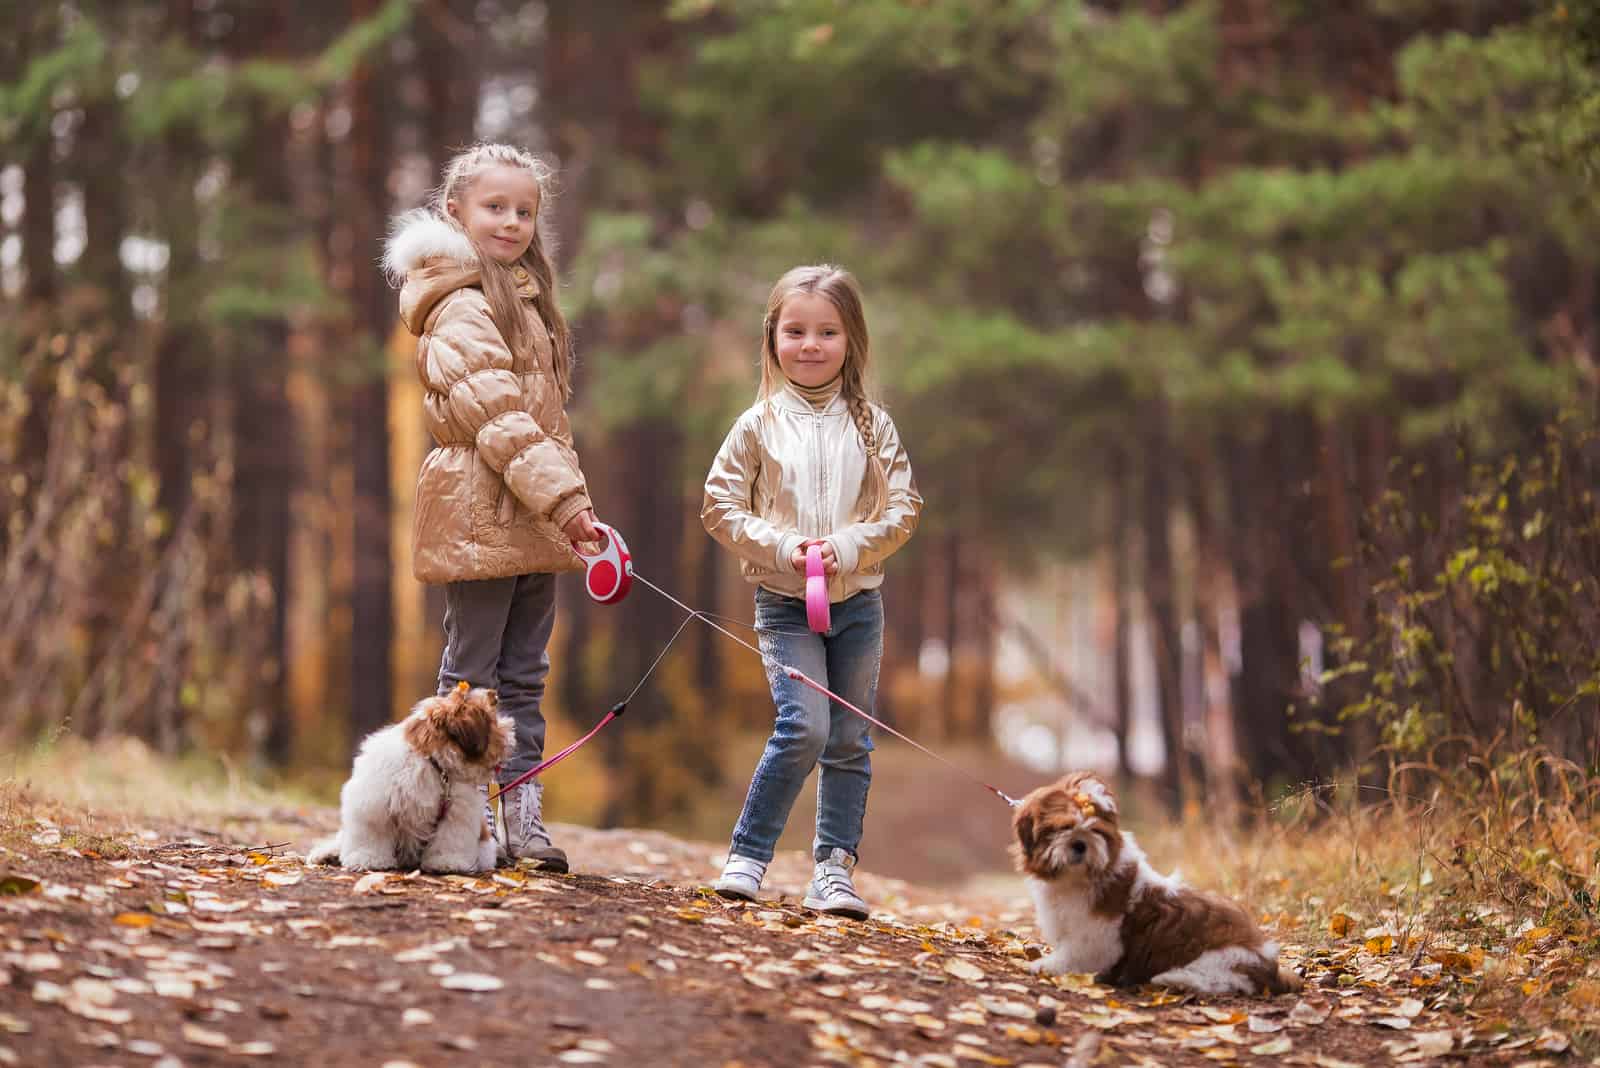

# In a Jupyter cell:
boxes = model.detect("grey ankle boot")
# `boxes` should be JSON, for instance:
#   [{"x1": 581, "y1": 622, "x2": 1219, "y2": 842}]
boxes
[{"x1": 501, "y1": 781, "x2": 567, "y2": 872}]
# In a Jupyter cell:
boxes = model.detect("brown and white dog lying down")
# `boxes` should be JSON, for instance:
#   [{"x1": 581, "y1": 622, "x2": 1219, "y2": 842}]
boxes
[{"x1": 1012, "y1": 772, "x2": 1301, "y2": 995}]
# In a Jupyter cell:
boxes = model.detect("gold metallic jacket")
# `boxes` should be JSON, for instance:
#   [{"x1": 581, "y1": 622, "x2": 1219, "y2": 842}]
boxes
[
  {"x1": 702, "y1": 387, "x2": 922, "y2": 602},
  {"x1": 387, "y1": 211, "x2": 590, "y2": 584}
]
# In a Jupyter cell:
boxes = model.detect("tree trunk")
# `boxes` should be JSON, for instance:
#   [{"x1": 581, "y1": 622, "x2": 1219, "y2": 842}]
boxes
[
  {"x1": 77, "y1": 96, "x2": 130, "y2": 333},
  {"x1": 600, "y1": 420, "x2": 685, "y2": 827},
  {"x1": 1108, "y1": 446, "x2": 1135, "y2": 781},
  {"x1": 1186, "y1": 443, "x2": 1236, "y2": 807},
  {"x1": 417, "y1": 0, "x2": 478, "y2": 167},
  {"x1": 346, "y1": 0, "x2": 395, "y2": 742},
  {"x1": 1228, "y1": 421, "x2": 1316, "y2": 792},
  {"x1": 940, "y1": 530, "x2": 962, "y2": 741},
  {"x1": 228, "y1": 8, "x2": 297, "y2": 765},
  {"x1": 970, "y1": 551, "x2": 996, "y2": 744},
  {"x1": 1141, "y1": 401, "x2": 1186, "y2": 815}
]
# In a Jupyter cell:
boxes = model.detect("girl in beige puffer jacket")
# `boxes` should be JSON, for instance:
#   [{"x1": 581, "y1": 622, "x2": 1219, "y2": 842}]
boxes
[{"x1": 383, "y1": 143, "x2": 603, "y2": 873}]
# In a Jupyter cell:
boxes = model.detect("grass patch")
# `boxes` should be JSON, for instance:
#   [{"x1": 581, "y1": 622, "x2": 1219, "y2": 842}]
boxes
[{"x1": 1, "y1": 735, "x2": 326, "y2": 844}]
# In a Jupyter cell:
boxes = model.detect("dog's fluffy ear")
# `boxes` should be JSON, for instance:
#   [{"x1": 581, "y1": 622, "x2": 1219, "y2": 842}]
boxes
[
  {"x1": 402, "y1": 694, "x2": 452, "y2": 756},
  {"x1": 441, "y1": 699, "x2": 494, "y2": 763},
  {"x1": 1012, "y1": 805, "x2": 1037, "y2": 867}
]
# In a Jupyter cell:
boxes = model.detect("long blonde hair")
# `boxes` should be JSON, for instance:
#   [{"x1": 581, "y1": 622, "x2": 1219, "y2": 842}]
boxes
[
  {"x1": 435, "y1": 143, "x2": 573, "y2": 399},
  {"x1": 758, "y1": 264, "x2": 889, "y2": 521}
]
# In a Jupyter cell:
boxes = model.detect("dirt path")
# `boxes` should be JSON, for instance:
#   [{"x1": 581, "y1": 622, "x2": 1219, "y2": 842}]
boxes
[{"x1": 0, "y1": 808, "x2": 1572, "y2": 1067}]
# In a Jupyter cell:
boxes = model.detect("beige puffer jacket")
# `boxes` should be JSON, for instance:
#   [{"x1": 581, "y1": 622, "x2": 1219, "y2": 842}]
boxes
[{"x1": 385, "y1": 211, "x2": 590, "y2": 584}]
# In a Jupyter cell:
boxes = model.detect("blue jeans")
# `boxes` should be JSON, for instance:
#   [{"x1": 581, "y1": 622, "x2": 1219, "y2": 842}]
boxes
[
  {"x1": 729, "y1": 586, "x2": 883, "y2": 865},
  {"x1": 436, "y1": 572, "x2": 557, "y2": 781}
]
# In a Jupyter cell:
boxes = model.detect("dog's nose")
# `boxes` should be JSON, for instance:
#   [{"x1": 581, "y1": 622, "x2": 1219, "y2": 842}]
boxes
[{"x1": 1070, "y1": 839, "x2": 1088, "y2": 858}]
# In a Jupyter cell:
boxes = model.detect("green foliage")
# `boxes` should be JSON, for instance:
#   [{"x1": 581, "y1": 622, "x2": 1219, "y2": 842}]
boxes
[
  {"x1": 1329, "y1": 418, "x2": 1600, "y2": 762},
  {"x1": 0, "y1": 17, "x2": 106, "y2": 142}
]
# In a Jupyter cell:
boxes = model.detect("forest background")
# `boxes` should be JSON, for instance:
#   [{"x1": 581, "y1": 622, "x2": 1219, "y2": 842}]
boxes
[{"x1": 3, "y1": 0, "x2": 1599, "y2": 891}]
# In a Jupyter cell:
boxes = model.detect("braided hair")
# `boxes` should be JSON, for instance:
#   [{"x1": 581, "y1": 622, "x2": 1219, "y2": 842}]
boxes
[{"x1": 757, "y1": 265, "x2": 890, "y2": 521}]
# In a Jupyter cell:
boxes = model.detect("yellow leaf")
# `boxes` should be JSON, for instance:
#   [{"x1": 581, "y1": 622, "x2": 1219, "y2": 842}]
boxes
[
  {"x1": 1364, "y1": 934, "x2": 1395, "y2": 954},
  {"x1": 0, "y1": 875, "x2": 41, "y2": 896},
  {"x1": 114, "y1": 912, "x2": 155, "y2": 928},
  {"x1": 1328, "y1": 913, "x2": 1352, "y2": 937}
]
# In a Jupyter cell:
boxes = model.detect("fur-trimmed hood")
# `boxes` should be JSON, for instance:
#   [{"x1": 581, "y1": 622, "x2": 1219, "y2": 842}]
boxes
[
  {"x1": 386, "y1": 210, "x2": 484, "y2": 336},
  {"x1": 383, "y1": 209, "x2": 478, "y2": 283}
]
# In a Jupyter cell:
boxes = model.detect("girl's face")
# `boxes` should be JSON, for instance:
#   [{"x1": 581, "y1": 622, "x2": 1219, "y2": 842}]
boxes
[
  {"x1": 773, "y1": 291, "x2": 848, "y2": 389},
  {"x1": 448, "y1": 164, "x2": 541, "y2": 265}
]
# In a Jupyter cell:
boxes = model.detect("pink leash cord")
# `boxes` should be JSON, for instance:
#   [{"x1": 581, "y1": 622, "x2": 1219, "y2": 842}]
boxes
[
  {"x1": 478, "y1": 539, "x2": 1021, "y2": 810},
  {"x1": 489, "y1": 701, "x2": 625, "y2": 803},
  {"x1": 630, "y1": 572, "x2": 1021, "y2": 809}
]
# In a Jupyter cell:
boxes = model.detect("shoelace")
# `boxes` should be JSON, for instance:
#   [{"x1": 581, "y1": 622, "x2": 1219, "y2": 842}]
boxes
[
  {"x1": 814, "y1": 867, "x2": 858, "y2": 899},
  {"x1": 513, "y1": 786, "x2": 552, "y2": 847}
]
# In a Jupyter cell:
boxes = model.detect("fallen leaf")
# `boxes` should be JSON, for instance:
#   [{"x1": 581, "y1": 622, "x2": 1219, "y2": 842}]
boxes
[
  {"x1": 1533, "y1": 1030, "x2": 1570, "y2": 1053},
  {"x1": 181, "y1": 1024, "x2": 231, "y2": 1048},
  {"x1": 1200, "y1": 1007, "x2": 1245, "y2": 1024},
  {"x1": 1411, "y1": 1031, "x2": 1454, "y2": 1056},
  {"x1": 1288, "y1": 999, "x2": 1331, "y2": 1026},
  {"x1": 441, "y1": 973, "x2": 504, "y2": 992},
  {"x1": 1250, "y1": 1037, "x2": 1293, "y2": 1056},
  {"x1": 944, "y1": 957, "x2": 986, "y2": 981},
  {"x1": 0, "y1": 875, "x2": 40, "y2": 896},
  {"x1": 352, "y1": 873, "x2": 388, "y2": 895}
]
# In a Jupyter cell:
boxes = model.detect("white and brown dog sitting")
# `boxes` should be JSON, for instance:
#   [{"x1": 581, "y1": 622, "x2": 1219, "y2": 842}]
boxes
[
  {"x1": 308, "y1": 683, "x2": 512, "y2": 874},
  {"x1": 1012, "y1": 771, "x2": 1301, "y2": 995}
]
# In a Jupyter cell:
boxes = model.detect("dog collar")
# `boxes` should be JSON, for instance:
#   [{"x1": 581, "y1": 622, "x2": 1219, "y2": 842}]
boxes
[{"x1": 428, "y1": 755, "x2": 451, "y2": 825}]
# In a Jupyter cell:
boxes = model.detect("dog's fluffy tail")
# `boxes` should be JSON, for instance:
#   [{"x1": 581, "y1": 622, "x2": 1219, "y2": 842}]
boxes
[
  {"x1": 1257, "y1": 942, "x2": 1304, "y2": 995},
  {"x1": 305, "y1": 836, "x2": 341, "y2": 866},
  {"x1": 1269, "y1": 964, "x2": 1304, "y2": 994}
]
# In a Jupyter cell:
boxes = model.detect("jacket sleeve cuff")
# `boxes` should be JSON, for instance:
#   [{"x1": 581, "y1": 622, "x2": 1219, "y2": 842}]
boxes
[
  {"x1": 550, "y1": 493, "x2": 592, "y2": 532},
  {"x1": 825, "y1": 535, "x2": 859, "y2": 576},
  {"x1": 777, "y1": 533, "x2": 806, "y2": 573}
]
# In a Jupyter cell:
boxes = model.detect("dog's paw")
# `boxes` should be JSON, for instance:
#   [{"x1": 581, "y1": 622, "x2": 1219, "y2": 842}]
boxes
[
  {"x1": 305, "y1": 837, "x2": 341, "y2": 866},
  {"x1": 1027, "y1": 953, "x2": 1069, "y2": 976}
]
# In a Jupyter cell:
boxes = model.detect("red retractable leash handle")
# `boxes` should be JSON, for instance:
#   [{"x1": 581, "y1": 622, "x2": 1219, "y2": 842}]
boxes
[{"x1": 575, "y1": 521, "x2": 633, "y2": 604}]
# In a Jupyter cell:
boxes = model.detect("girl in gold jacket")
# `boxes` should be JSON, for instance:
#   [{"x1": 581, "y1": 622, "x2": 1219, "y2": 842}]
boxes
[
  {"x1": 703, "y1": 265, "x2": 922, "y2": 918},
  {"x1": 383, "y1": 143, "x2": 603, "y2": 873}
]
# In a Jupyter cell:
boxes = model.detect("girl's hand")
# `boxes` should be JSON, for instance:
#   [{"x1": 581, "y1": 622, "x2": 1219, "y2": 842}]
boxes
[
  {"x1": 564, "y1": 508, "x2": 601, "y2": 548},
  {"x1": 790, "y1": 539, "x2": 839, "y2": 576}
]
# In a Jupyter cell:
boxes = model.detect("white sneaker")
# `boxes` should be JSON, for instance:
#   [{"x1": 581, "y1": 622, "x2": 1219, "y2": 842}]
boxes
[
  {"x1": 803, "y1": 847, "x2": 869, "y2": 920},
  {"x1": 713, "y1": 854, "x2": 768, "y2": 901}
]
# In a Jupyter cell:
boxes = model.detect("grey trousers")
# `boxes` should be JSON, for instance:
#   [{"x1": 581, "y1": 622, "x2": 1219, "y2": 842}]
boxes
[{"x1": 436, "y1": 571, "x2": 557, "y2": 781}]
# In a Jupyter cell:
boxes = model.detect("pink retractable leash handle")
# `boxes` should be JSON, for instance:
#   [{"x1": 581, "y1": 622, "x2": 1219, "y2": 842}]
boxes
[
  {"x1": 576, "y1": 521, "x2": 633, "y2": 604},
  {"x1": 805, "y1": 542, "x2": 830, "y2": 633}
]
